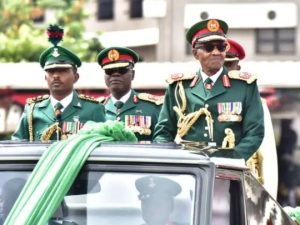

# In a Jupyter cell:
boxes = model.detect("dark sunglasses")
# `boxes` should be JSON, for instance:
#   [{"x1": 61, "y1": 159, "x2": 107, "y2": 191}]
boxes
[
  {"x1": 195, "y1": 43, "x2": 227, "y2": 53},
  {"x1": 104, "y1": 67, "x2": 131, "y2": 76}
]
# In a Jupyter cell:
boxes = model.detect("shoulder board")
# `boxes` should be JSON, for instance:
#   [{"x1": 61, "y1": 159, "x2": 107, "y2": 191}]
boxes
[
  {"x1": 26, "y1": 95, "x2": 49, "y2": 104},
  {"x1": 97, "y1": 96, "x2": 108, "y2": 104},
  {"x1": 166, "y1": 73, "x2": 196, "y2": 84},
  {"x1": 79, "y1": 94, "x2": 99, "y2": 103},
  {"x1": 228, "y1": 70, "x2": 257, "y2": 84},
  {"x1": 138, "y1": 93, "x2": 164, "y2": 105}
]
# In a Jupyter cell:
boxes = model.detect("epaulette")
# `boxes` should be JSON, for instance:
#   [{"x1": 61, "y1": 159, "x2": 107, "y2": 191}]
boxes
[
  {"x1": 138, "y1": 93, "x2": 164, "y2": 105},
  {"x1": 228, "y1": 70, "x2": 257, "y2": 84},
  {"x1": 166, "y1": 73, "x2": 196, "y2": 84},
  {"x1": 26, "y1": 95, "x2": 49, "y2": 104},
  {"x1": 78, "y1": 94, "x2": 99, "y2": 103},
  {"x1": 97, "y1": 96, "x2": 109, "y2": 104}
]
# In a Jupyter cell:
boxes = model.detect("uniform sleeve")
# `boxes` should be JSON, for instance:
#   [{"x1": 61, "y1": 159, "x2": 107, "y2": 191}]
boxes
[
  {"x1": 153, "y1": 86, "x2": 178, "y2": 143},
  {"x1": 11, "y1": 104, "x2": 29, "y2": 141},
  {"x1": 223, "y1": 83, "x2": 264, "y2": 161}
]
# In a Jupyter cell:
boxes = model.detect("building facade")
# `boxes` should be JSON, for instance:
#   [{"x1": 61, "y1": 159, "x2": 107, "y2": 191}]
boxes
[{"x1": 83, "y1": 0, "x2": 300, "y2": 62}]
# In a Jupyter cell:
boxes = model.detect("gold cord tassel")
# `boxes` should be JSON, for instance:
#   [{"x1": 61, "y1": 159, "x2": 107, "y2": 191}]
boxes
[
  {"x1": 28, "y1": 102, "x2": 36, "y2": 143},
  {"x1": 247, "y1": 150, "x2": 264, "y2": 184},
  {"x1": 40, "y1": 123, "x2": 62, "y2": 143},
  {"x1": 173, "y1": 81, "x2": 214, "y2": 142}
]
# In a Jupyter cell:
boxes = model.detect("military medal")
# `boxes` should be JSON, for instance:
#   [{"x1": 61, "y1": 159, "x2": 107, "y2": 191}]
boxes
[
  {"x1": 61, "y1": 116, "x2": 83, "y2": 138},
  {"x1": 217, "y1": 102, "x2": 242, "y2": 122},
  {"x1": 125, "y1": 115, "x2": 151, "y2": 135}
]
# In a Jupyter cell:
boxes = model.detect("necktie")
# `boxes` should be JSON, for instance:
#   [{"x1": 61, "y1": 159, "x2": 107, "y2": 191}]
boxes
[
  {"x1": 54, "y1": 102, "x2": 63, "y2": 120},
  {"x1": 204, "y1": 78, "x2": 213, "y2": 90},
  {"x1": 114, "y1": 101, "x2": 124, "y2": 110}
]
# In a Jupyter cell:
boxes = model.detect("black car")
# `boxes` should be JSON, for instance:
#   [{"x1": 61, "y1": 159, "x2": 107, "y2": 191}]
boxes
[{"x1": 0, "y1": 142, "x2": 295, "y2": 225}]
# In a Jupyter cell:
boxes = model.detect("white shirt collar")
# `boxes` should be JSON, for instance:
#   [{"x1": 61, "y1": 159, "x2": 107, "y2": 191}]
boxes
[
  {"x1": 51, "y1": 91, "x2": 73, "y2": 112},
  {"x1": 111, "y1": 89, "x2": 132, "y2": 104},
  {"x1": 201, "y1": 67, "x2": 223, "y2": 84}
]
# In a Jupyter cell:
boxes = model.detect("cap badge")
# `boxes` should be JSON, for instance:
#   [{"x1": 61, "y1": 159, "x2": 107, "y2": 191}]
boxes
[
  {"x1": 108, "y1": 49, "x2": 120, "y2": 62},
  {"x1": 52, "y1": 48, "x2": 60, "y2": 57},
  {"x1": 207, "y1": 19, "x2": 220, "y2": 32},
  {"x1": 148, "y1": 177, "x2": 156, "y2": 188}
]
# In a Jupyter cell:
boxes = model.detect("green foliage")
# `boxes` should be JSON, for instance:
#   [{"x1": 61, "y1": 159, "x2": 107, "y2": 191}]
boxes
[
  {"x1": 284, "y1": 206, "x2": 300, "y2": 224},
  {"x1": 0, "y1": 0, "x2": 32, "y2": 33},
  {"x1": 0, "y1": 0, "x2": 103, "y2": 62},
  {"x1": 0, "y1": 24, "x2": 47, "y2": 62}
]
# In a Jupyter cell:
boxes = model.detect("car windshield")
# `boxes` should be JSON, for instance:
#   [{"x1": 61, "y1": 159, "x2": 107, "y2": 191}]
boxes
[
  {"x1": 66, "y1": 172, "x2": 196, "y2": 225},
  {"x1": 0, "y1": 171, "x2": 196, "y2": 225}
]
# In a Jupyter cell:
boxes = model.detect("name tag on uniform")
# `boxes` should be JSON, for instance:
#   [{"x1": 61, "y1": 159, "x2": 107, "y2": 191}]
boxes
[{"x1": 217, "y1": 102, "x2": 242, "y2": 122}]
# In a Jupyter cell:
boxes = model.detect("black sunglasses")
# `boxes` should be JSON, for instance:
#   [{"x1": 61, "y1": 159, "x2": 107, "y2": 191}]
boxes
[
  {"x1": 104, "y1": 67, "x2": 131, "y2": 76},
  {"x1": 195, "y1": 43, "x2": 227, "y2": 53}
]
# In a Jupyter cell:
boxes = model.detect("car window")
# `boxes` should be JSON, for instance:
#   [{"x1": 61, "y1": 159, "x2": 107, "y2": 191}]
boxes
[
  {"x1": 0, "y1": 172, "x2": 31, "y2": 223},
  {"x1": 58, "y1": 172, "x2": 196, "y2": 225},
  {"x1": 212, "y1": 178, "x2": 245, "y2": 225}
]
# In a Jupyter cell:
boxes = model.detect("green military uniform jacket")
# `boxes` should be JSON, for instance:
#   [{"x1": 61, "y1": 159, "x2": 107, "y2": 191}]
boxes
[
  {"x1": 103, "y1": 90, "x2": 163, "y2": 141},
  {"x1": 12, "y1": 91, "x2": 106, "y2": 141},
  {"x1": 153, "y1": 68, "x2": 264, "y2": 160}
]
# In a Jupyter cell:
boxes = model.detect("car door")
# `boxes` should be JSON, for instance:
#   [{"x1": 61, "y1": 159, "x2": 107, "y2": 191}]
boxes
[{"x1": 244, "y1": 171, "x2": 295, "y2": 225}]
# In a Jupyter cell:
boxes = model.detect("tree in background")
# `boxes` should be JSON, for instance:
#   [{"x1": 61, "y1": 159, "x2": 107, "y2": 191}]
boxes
[
  {"x1": 0, "y1": 0, "x2": 46, "y2": 62},
  {"x1": 0, "y1": 0, "x2": 103, "y2": 62}
]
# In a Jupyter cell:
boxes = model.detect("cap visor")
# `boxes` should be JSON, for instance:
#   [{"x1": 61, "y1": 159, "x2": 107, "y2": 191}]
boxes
[
  {"x1": 197, "y1": 35, "x2": 226, "y2": 43},
  {"x1": 224, "y1": 57, "x2": 239, "y2": 62},
  {"x1": 102, "y1": 62, "x2": 130, "y2": 69},
  {"x1": 44, "y1": 64, "x2": 73, "y2": 70}
]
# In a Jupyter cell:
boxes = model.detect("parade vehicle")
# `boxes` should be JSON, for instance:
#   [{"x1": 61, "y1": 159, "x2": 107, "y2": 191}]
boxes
[{"x1": 0, "y1": 141, "x2": 295, "y2": 225}]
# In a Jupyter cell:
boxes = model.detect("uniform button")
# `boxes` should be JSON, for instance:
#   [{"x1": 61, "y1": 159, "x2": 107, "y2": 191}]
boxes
[
  {"x1": 205, "y1": 104, "x2": 209, "y2": 108},
  {"x1": 205, "y1": 126, "x2": 208, "y2": 130},
  {"x1": 117, "y1": 117, "x2": 121, "y2": 121},
  {"x1": 204, "y1": 133, "x2": 208, "y2": 137}
]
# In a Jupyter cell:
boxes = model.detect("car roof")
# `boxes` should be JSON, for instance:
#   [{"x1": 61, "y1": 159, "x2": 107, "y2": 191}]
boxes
[{"x1": 0, "y1": 142, "x2": 248, "y2": 170}]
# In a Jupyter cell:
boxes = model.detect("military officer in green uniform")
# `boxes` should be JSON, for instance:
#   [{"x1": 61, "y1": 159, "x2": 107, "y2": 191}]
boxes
[
  {"x1": 97, "y1": 47, "x2": 163, "y2": 142},
  {"x1": 12, "y1": 25, "x2": 106, "y2": 142},
  {"x1": 153, "y1": 19, "x2": 264, "y2": 160}
]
